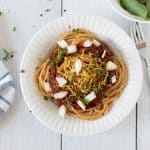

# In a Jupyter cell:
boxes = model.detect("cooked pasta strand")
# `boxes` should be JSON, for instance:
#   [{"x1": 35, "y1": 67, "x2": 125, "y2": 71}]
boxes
[{"x1": 35, "y1": 28, "x2": 128, "y2": 120}]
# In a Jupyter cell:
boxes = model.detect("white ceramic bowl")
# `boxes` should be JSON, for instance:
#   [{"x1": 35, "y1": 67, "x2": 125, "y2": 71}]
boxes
[
  {"x1": 20, "y1": 16, "x2": 143, "y2": 136},
  {"x1": 109, "y1": 0, "x2": 150, "y2": 23}
]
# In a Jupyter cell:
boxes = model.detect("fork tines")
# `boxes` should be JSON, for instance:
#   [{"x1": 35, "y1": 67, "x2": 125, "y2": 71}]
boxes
[{"x1": 130, "y1": 22, "x2": 146, "y2": 49}]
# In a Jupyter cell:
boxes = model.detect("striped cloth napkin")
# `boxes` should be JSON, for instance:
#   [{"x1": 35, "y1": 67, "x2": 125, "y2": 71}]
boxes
[{"x1": 0, "y1": 61, "x2": 15, "y2": 114}]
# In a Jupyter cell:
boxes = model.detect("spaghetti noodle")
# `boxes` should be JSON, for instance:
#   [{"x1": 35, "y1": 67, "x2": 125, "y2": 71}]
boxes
[{"x1": 35, "y1": 28, "x2": 128, "y2": 120}]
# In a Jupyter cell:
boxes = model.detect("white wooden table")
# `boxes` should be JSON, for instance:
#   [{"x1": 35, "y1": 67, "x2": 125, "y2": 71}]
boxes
[{"x1": 0, "y1": 0, "x2": 150, "y2": 150}]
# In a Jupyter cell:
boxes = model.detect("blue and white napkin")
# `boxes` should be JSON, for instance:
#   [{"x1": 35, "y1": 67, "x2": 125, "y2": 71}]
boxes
[{"x1": 0, "y1": 61, "x2": 15, "y2": 114}]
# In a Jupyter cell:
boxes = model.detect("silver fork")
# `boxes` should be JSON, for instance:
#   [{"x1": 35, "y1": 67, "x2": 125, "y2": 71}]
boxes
[{"x1": 130, "y1": 22, "x2": 150, "y2": 80}]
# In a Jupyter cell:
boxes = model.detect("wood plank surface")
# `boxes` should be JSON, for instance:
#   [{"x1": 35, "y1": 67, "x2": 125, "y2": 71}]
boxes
[
  {"x1": 1, "y1": 0, "x2": 150, "y2": 150},
  {"x1": 62, "y1": 1, "x2": 136, "y2": 149},
  {"x1": 137, "y1": 25, "x2": 150, "y2": 150},
  {"x1": 0, "y1": 0, "x2": 61, "y2": 150}
]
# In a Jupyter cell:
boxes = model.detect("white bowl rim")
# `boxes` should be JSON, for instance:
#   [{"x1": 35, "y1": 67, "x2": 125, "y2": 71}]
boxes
[{"x1": 20, "y1": 15, "x2": 143, "y2": 136}]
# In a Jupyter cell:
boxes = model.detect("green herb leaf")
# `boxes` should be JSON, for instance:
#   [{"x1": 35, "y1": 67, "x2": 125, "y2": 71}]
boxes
[
  {"x1": 2, "y1": 49, "x2": 14, "y2": 61},
  {"x1": 96, "y1": 69, "x2": 106, "y2": 75},
  {"x1": 93, "y1": 87, "x2": 98, "y2": 94},
  {"x1": 102, "y1": 62, "x2": 106, "y2": 69},
  {"x1": 72, "y1": 28, "x2": 79, "y2": 32},
  {"x1": 12, "y1": 27, "x2": 16, "y2": 32},
  {"x1": 85, "y1": 82, "x2": 92, "y2": 88},
  {"x1": 107, "y1": 76, "x2": 112, "y2": 83},
  {"x1": 95, "y1": 51, "x2": 100, "y2": 57},
  {"x1": 99, "y1": 76, "x2": 105, "y2": 81},
  {"x1": 44, "y1": 96, "x2": 48, "y2": 101},
  {"x1": 62, "y1": 50, "x2": 67, "y2": 56},
  {"x1": 82, "y1": 99, "x2": 89, "y2": 105},
  {"x1": 76, "y1": 92, "x2": 86, "y2": 97},
  {"x1": 45, "y1": 9, "x2": 50, "y2": 12},
  {"x1": 73, "y1": 52, "x2": 78, "y2": 57},
  {"x1": 57, "y1": 46, "x2": 62, "y2": 55},
  {"x1": 96, "y1": 69, "x2": 101, "y2": 75},
  {"x1": 49, "y1": 62, "x2": 55, "y2": 66},
  {"x1": 20, "y1": 69, "x2": 25, "y2": 73},
  {"x1": 69, "y1": 72, "x2": 75, "y2": 81},
  {"x1": 35, "y1": 66, "x2": 39, "y2": 70},
  {"x1": 98, "y1": 86, "x2": 103, "y2": 92},
  {"x1": 56, "y1": 55, "x2": 64, "y2": 63},
  {"x1": 88, "y1": 65, "x2": 93, "y2": 71},
  {"x1": 0, "y1": 11, "x2": 3, "y2": 16},
  {"x1": 56, "y1": 47, "x2": 66, "y2": 63},
  {"x1": 66, "y1": 101, "x2": 72, "y2": 107}
]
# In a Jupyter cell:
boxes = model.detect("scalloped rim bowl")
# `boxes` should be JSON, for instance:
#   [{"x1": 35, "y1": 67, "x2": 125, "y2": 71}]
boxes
[
  {"x1": 20, "y1": 16, "x2": 143, "y2": 136},
  {"x1": 109, "y1": 0, "x2": 150, "y2": 23}
]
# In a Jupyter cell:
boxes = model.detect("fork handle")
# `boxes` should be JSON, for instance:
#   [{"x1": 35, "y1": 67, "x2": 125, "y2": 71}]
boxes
[
  {"x1": 148, "y1": 66, "x2": 150, "y2": 81},
  {"x1": 144, "y1": 56, "x2": 150, "y2": 81}
]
